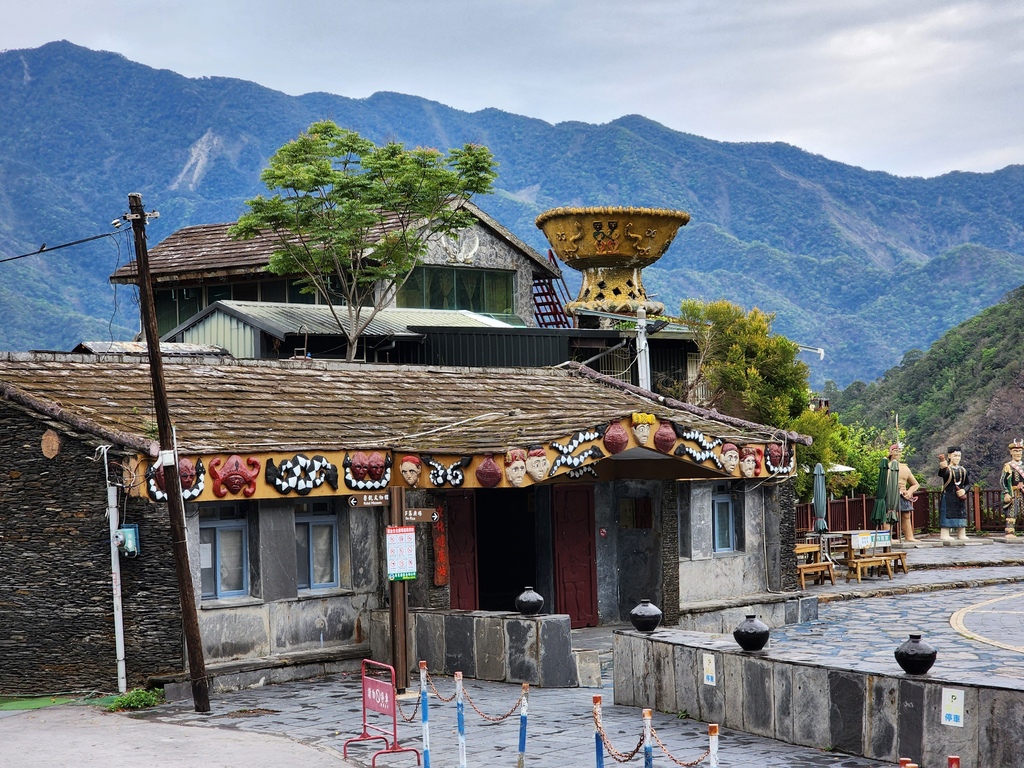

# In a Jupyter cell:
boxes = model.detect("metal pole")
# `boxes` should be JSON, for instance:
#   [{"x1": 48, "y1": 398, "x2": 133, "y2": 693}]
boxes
[
  {"x1": 593, "y1": 695, "x2": 604, "y2": 768},
  {"x1": 708, "y1": 723, "x2": 719, "y2": 768},
  {"x1": 102, "y1": 449, "x2": 127, "y2": 694},
  {"x1": 516, "y1": 683, "x2": 529, "y2": 768},
  {"x1": 642, "y1": 708, "x2": 653, "y2": 768},
  {"x1": 419, "y1": 660, "x2": 431, "y2": 768},
  {"x1": 390, "y1": 485, "x2": 409, "y2": 691},
  {"x1": 456, "y1": 671, "x2": 467, "y2": 768},
  {"x1": 127, "y1": 193, "x2": 210, "y2": 713}
]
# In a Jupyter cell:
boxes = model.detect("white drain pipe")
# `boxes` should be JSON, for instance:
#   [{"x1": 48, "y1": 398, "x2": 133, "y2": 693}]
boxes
[{"x1": 99, "y1": 446, "x2": 127, "y2": 693}]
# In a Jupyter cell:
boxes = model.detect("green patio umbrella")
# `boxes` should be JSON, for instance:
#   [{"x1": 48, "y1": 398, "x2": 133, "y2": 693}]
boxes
[
  {"x1": 870, "y1": 457, "x2": 889, "y2": 527},
  {"x1": 813, "y1": 463, "x2": 828, "y2": 532}
]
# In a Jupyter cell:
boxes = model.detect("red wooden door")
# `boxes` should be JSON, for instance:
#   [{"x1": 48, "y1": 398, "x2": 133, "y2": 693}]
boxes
[
  {"x1": 553, "y1": 485, "x2": 599, "y2": 628},
  {"x1": 447, "y1": 492, "x2": 478, "y2": 610}
]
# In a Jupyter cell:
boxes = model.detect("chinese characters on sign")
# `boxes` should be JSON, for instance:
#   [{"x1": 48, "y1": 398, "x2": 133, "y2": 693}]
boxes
[
  {"x1": 703, "y1": 653, "x2": 716, "y2": 686},
  {"x1": 942, "y1": 687, "x2": 964, "y2": 727},
  {"x1": 386, "y1": 525, "x2": 417, "y2": 581}
]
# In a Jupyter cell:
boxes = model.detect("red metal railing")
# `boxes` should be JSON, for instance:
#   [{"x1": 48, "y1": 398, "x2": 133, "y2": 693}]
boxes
[{"x1": 797, "y1": 488, "x2": 1007, "y2": 533}]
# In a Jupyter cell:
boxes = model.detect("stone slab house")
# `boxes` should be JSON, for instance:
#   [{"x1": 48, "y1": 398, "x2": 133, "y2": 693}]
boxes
[{"x1": 0, "y1": 353, "x2": 806, "y2": 694}]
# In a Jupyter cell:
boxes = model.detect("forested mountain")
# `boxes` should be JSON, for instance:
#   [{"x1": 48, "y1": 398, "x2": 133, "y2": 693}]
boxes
[
  {"x1": 2, "y1": 41, "x2": 1023, "y2": 387},
  {"x1": 832, "y1": 285, "x2": 1024, "y2": 488}
]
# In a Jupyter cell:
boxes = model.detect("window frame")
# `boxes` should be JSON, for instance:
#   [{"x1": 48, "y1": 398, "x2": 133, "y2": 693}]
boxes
[
  {"x1": 199, "y1": 505, "x2": 250, "y2": 599},
  {"x1": 711, "y1": 482, "x2": 736, "y2": 553},
  {"x1": 295, "y1": 501, "x2": 340, "y2": 591}
]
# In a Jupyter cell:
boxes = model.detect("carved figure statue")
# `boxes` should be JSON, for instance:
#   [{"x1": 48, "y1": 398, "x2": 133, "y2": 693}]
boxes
[
  {"x1": 504, "y1": 448, "x2": 528, "y2": 487},
  {"x1": 631, "y1": 412, "x2": 655, "y2": 445},
  {"x1": 739, "y1": 446, "x2": 761, "y2": 478},
  {"x1": 400, "y1": 455, "x2": 422, "y2": 487},
  {"x1": 1000, "y1": 439, "x2": 1024, "y2": 537},
  {"x1": 887, "y1": 443, "x2": 920, "y2": 543},
  {"x1": 938, "y1": 446, "x2": 969, "y2": 541},
  {"x1": 525, "y1": 445, "x2": 550, "y2": 482},
  {"x1": 720, "y1": 444, "x2": 740, "y2": 475}
]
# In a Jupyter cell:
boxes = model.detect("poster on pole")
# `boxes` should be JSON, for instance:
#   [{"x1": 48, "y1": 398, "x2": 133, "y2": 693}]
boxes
[{"x1": 386, "y1": 525, "x2": 417, "y2": 581}]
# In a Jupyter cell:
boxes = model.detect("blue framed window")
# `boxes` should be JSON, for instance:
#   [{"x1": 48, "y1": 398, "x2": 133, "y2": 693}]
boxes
[
  {"x1": 712, "y1": 483, "x2": 735, "y2": 552},
  {"x1": 296, "y1": 501, "x2": 339, "y2": 590},
  {"x1": 199, "y1": 504, "x2": 249, "y2": 598}
]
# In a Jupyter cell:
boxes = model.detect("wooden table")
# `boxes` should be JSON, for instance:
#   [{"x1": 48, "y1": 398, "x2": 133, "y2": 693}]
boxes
[{"x1": 831, "y1": 530, "x2": 908, "y2": 582}]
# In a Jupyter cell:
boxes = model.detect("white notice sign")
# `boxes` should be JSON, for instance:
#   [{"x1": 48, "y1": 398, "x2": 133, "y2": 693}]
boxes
[
  {"x1": 386, "y1": 525, "x2": 417, "y2": 581},
  {"x1": 703, "y1": 653, "x2": 716, "y2": 686},
  {"x1": 200, "y1": 542, "x2": 213, "y2": 569},
  {"x1": 941, "y1": 687, "x2": 964, "y2": 727}
]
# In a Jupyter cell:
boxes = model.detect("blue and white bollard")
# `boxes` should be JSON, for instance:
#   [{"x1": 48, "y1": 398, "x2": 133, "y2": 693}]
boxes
[
  {"x1": 517, "y1": 683, "x2": 529, "y2": 768},
  {"x1": 593, "y1": 695, "x2": 605, "y2": 768},
  {"x1": 419, "y1": 661, "x2": 431, "y2": 768},
  {"x1": 643, "y1": 709, "x2": 653, "y2": 768},
  {"x1": 455, "y1": 671, "x2": 467, "y2": 768}
]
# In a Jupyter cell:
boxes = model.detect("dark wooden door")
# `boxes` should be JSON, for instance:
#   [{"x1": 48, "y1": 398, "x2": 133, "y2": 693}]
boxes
[
  {"x1": 447, "y1": 492, "x2": 478, "y2": 610},
  {"x1": 553, "y1": 485, "x2": 598, "y2": 628}
]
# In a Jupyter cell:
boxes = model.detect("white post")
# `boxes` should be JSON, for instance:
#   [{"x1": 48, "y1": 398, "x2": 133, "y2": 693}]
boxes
[
  {"x1": 106, "y1": 478, "x2": 127, "y2": 693},
  {"x1": 636, "y1": 306, "x2": 652, "y2": 391}
]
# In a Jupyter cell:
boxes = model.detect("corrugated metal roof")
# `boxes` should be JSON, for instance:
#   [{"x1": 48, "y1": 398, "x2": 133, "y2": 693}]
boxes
[
  {"x1": 0, "y1": 354, "x2": 804, "y2": 457},
  {"x1": 165, "y1": 302, "x2": 514, "y2": 341},
  {"x1": 72, "y1": 341, "x2": 231, "y2": 356}
]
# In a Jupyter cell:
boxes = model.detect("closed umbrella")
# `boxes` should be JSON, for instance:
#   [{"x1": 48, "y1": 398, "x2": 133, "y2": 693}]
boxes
[
  {"x1": 812, "y1": 463, "x2": 828, "y2": 532},
  {"x1": 870, "y1": 457, "x2": 889, "y2": 527}
]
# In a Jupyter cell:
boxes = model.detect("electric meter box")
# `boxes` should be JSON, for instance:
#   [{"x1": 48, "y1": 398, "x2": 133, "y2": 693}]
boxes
[{"x1": 117, "y1": 524, "x2": 140, "y2": 557}]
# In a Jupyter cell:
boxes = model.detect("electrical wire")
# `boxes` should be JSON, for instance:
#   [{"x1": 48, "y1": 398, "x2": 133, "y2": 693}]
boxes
[{"x1": 0, "y1": 231, "x2": 119, "y2": 264}]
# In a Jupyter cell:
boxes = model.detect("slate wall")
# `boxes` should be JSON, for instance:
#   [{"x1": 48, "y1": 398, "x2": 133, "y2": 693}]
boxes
[
  {"x1": 0, "y1": 403, "x2": 183, "y2": 694},
  {"x1": 614, "y1": 629, "x2": 1021, "y2": 766}
]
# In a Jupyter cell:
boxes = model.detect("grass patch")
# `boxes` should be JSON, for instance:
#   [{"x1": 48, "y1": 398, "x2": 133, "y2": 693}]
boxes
[
  {"x1": 0, "y1": 696, "x2": 74, "y2": 711},
  {"x1": 107, "y1": 688, "x2": 164, "y2": 712}
]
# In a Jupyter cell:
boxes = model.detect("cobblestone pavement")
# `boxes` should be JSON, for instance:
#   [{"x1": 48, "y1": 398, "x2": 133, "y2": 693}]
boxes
[
  {"x1": 136, "y1": 668, "x2": 885, "y2": 767},
  {"x1": 17, "y1": 536, "x2": 1024, "y2": 768}
]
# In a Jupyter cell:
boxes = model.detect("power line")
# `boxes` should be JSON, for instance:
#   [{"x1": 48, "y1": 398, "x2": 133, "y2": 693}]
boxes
[{"x1": 0, "y1": 231, "x2": 119, "y2": 264}]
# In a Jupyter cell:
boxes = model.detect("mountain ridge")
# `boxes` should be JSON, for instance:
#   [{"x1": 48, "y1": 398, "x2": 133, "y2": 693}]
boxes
[{"x1": 1, "y1": 40, "x2": 1022, "y2": 386}]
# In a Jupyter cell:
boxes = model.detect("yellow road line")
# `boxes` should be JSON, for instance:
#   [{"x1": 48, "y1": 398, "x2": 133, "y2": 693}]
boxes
[{"x1": 950, "y1": 592, "x2": 1024, "y2": 653}]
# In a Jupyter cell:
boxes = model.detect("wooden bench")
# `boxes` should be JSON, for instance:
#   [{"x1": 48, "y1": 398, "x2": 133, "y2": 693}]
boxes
[
  {"x1": 845, "y1": 556, "x2": 893, "y2": 583},
  {"x1": 797, "y1": 561, "x2": 836, "y2": 589},
  {"x1": 884, "y1": 551, "x2": 909, "y2": 574}
]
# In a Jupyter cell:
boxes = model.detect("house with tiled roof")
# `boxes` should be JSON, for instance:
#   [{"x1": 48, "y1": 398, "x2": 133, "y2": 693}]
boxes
[{"x1": 0, "y1": 352, "x2": 807, "y2": 695}]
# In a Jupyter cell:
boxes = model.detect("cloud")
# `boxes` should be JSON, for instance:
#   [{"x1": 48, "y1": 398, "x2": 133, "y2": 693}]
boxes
[{"x1": 1, "y1": 0, "x2": 1021, "y2": 177}]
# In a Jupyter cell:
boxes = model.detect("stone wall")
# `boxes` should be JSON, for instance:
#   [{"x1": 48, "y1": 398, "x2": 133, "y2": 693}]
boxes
[
  {"x1": 370, "y1": 608, "x2": 578, "y2": 687},
  {"x1": 614, "y1": 628, "x2": 1023, "y2": 766},
  {"x1": 0, "y1": 403, "x2": 183, "y2": 694}
]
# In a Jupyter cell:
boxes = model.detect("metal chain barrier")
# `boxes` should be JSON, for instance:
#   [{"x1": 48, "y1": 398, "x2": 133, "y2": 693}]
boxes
[
  {"x1": 462, "y1": 683, "x2": 526, "y2": 722},
  {"x1": 423, "y1": 669, "x2": 525, "y2": 722},
  {"x1": 651, "y1": 726, "x2": 711, "y2": 767},
  {"x1": 395, "y1": 693, "x2": 421, "y2": 723},
  {"x1": 593, "y1": 700, "x2": 645, "y2": 762},
  {"x1": 424, "y1": 670, "x2": 457, "y2": 702}
]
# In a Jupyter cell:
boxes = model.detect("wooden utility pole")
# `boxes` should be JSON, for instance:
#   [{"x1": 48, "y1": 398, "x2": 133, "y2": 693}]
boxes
[
  {"x1": 389, "y1": 485, "x2": 410, "y2": 692},
  {"x1": 127, "y1": 193, "x2": 210, "y2": 712}
]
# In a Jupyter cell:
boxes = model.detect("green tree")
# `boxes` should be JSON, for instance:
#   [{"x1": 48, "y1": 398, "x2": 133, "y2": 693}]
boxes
[
  {"x1": 230, "y1": 121, "x2": 497, "y2": 361},
  {"x1": 677, "y1": 298, "x2": 809, "y2": 426}
]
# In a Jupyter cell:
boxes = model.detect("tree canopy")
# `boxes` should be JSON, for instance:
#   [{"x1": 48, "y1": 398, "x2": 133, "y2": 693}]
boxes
[
  {"x1": 676, "y1": 298, "x2": 809, "y2": 427},
  {"x1": 230, "y1": 121, "x2": 497, "y2": 361}
]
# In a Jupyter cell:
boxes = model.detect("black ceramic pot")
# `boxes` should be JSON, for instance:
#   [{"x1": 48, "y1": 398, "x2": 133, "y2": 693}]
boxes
[
  {"x1": 629, "y1": 599, "x2": 663, "y2": 633},
  {"x1": 894, "y1": 633, "x2": 937, "y2": 675},
  {"x1": 514, "y1": 586, "x2": 544, "y2": 616},
  {"x1": 733, "y1": 614, "x2": 770, "y2": 651}
]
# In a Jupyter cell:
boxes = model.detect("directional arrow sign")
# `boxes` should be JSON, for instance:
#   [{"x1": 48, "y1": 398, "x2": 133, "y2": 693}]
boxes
[
  {"x1": 404, "y1": 508, "x2": 440, "y2": 524},
  {"x1": 347, "y1": 491, "x2": 391, "y2": 508}
]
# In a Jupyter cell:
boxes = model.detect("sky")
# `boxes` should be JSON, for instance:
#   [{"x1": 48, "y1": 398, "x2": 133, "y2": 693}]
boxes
[{"x1": 2, "y1": 0, "x2": 1022, "y2": 178}]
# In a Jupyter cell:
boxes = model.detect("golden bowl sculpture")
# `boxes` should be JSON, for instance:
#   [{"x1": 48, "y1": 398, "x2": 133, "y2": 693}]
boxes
[{"x1": 535, "y1": 206, "x2": 690, "y2": 316}]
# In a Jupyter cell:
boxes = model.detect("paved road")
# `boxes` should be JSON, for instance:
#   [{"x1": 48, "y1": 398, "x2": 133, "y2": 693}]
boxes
[{"x1": 4, "y1": 536, "x2": 1024, "y2": 768}]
